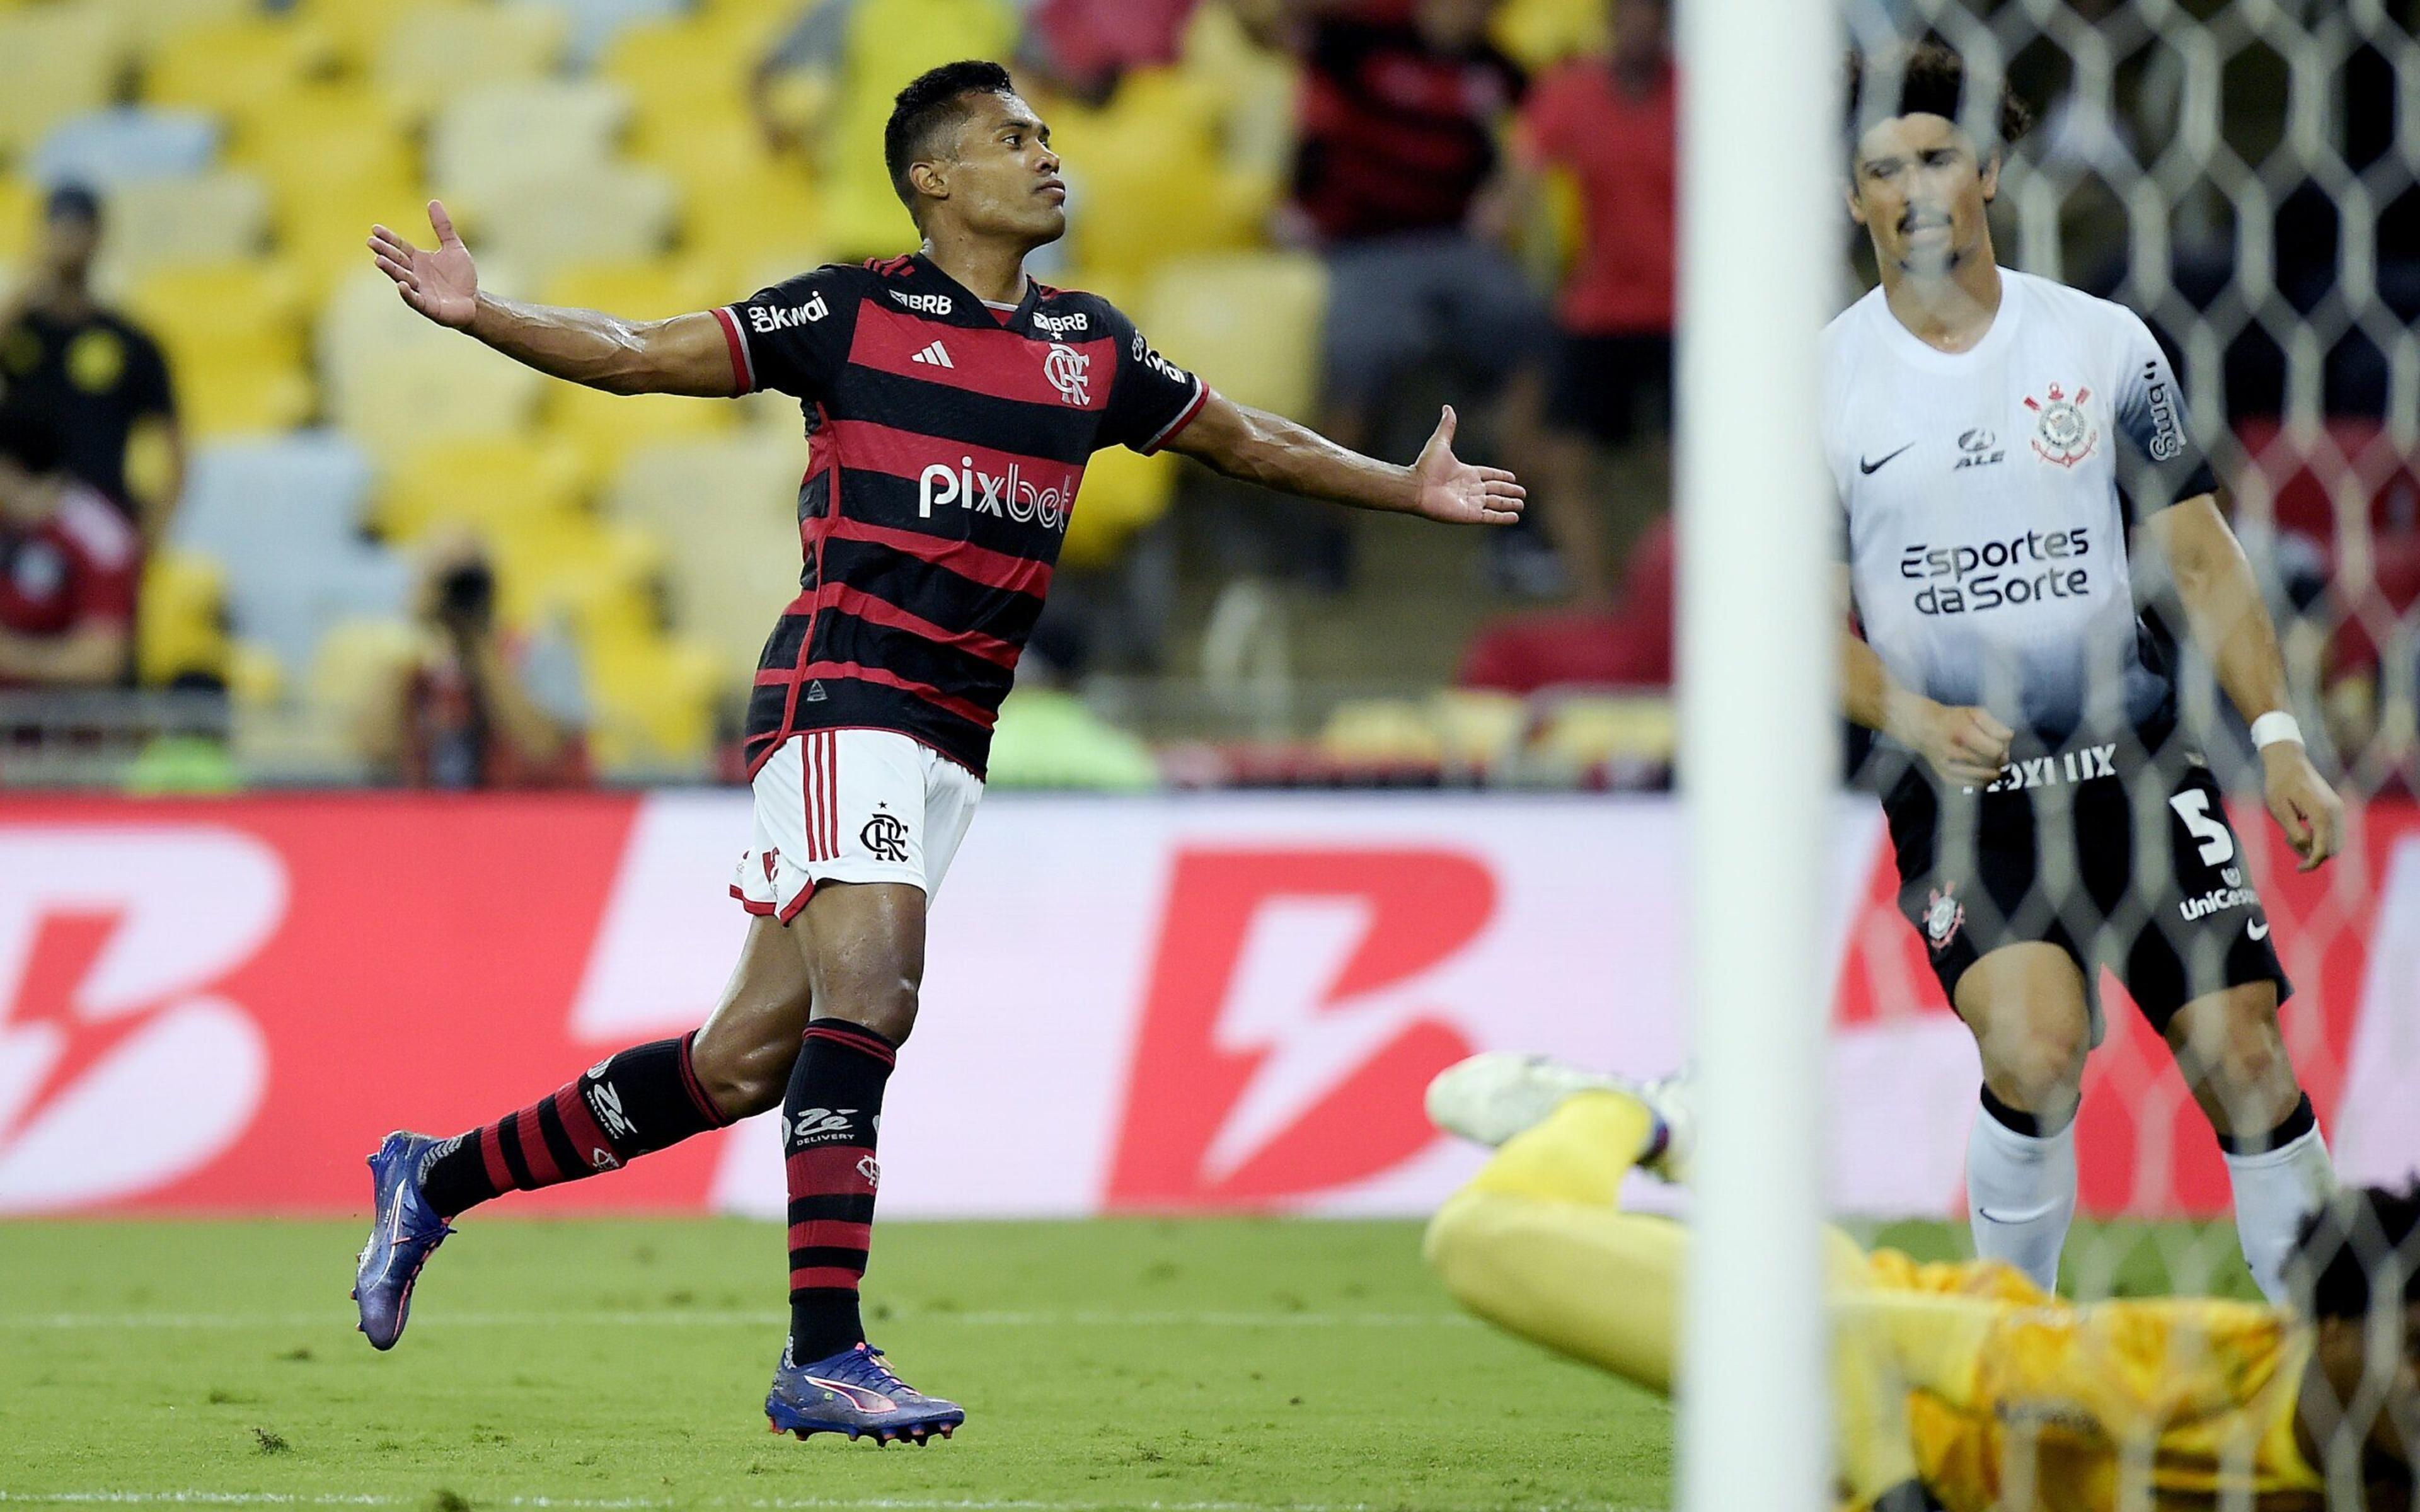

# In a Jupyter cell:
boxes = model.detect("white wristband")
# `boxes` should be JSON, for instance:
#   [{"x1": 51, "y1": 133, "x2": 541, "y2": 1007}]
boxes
[{"x1": 2250, "y1": 711, "x2": 2303, "y2": 750}]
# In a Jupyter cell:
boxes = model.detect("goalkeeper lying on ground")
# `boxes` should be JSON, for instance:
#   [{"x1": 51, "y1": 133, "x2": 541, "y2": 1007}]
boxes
[{"x1": 1422, "y1": 1055, "x2": 2418, "y2": 1511}]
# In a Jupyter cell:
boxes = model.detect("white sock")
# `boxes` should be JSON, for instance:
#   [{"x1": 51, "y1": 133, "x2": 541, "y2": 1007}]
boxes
[
  {"x1": 1967, "y1": 1093, "x2": 2077, "y2": 1295},
  {"x1": 2223, "y1": 1102, "x2": 2336, "y2": 1304}
]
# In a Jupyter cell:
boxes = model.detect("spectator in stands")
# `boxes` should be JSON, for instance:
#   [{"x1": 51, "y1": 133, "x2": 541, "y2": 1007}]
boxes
[
  {"x1": 0, "y1": 405, "x2": 139, "y2": 689},
  {"x1": 368, "y1": 536, "x2": 590, "y2": 790},
  {"x1": 751, "y1": 0, "x2": 1020, "y2": 261},
  {"x1": 1240, "y1": 0, "x2": 1564, "y2": 591},
  {"x1": 0, "y1": 186, "x2": 183, "y2": 542},
  {"x1": 1020, "y1": 0, "x2": 1206, "y2": 103},
  {"x1": 1501, "y1": 0, "x2": 1676, "y2": 604}
]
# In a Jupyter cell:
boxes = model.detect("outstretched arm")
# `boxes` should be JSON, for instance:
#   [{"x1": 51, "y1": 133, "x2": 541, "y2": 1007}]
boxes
[
  {"x1": 369, "y1": 202, "x2": 740, "y2": 398},
  {"x1": 2144, "y1": 493, "x2": 2343, "y2": 869},
  {"x1": 1165, "y1": 392, "x2": 1526, "y2": 526}
]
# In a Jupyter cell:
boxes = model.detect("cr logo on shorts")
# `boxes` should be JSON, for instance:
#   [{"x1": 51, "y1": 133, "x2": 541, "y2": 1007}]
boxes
[{"x1": 861, "y1": 813, "x2": 910, "y2": 862}]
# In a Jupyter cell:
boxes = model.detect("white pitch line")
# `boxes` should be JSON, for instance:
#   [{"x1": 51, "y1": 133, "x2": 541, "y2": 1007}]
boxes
[
  {"x1": 0, "y1": 1495, "x2": 1645, "y2": 1512},
  {"x1": 0, "y1": 1309, "x2": 1475, "y2": 1332}
]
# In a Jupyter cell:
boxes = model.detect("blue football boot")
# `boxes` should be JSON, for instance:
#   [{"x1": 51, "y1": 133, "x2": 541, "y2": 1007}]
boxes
[
  {"x1": 765, "y1": 1342, "x2": 965, "y2": 1445},
  {"x1": 351, "y1": 1131, "x2": 453, "y2": 1350}
]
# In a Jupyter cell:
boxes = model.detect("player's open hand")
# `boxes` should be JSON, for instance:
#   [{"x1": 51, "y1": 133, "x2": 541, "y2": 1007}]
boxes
[
  {"x1": 369, "y1": 201, "x2": 480, "y2": 329},
  {"x1": 2261, "y1": 742, "x2": 2342, "y2": 871},
  {"x1": 1409, "y1": 406, "x2": 1526, "y2": 527},
  {"x1": 1902, "y1": 699, "x2": 2013, "y2": 788}
]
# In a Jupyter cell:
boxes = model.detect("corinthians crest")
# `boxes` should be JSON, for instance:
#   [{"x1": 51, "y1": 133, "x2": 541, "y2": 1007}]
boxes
[
  {"x1": 1923, "y1": 882, "x2": 1965, "y2": 953},
  {"x1": 2022, "y1": 381, "x2": 2097, "y2": 467}
]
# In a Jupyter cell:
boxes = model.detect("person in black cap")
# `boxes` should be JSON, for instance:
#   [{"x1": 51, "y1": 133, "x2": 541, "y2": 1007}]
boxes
[{"x1": 0, "y1": 185, "x2": 183, "y2": 542}]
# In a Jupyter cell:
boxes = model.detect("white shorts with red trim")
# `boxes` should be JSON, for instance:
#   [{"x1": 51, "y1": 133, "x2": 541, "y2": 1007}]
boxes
[{"x1": 732, "y1": 729, "x2": 984, "y2": 921}]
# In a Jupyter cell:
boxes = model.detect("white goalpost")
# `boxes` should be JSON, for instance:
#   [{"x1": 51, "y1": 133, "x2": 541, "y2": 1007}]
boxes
[{"x1": 1673, "y1": 0, "x2": 1841, "y2": 1507}]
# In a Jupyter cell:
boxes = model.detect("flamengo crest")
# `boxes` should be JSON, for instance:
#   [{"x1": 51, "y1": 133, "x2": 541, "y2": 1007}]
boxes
[
  {"x1": 1044, "y1": 343, "x2": 1092, "y2": 406},
  {"x1": 2023, "y1": 381, "x2": 2097, "y2": 467}
]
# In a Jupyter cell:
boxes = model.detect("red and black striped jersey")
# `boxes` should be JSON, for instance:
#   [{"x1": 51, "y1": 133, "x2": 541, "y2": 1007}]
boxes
[{"x1": 710, "y1": 253, "x2": 1209, "y2": 778}]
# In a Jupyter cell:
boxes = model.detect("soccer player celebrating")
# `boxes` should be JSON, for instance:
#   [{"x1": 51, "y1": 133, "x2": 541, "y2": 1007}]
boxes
[
  {"x1": 350, "y1": 60, "x2": 1525, "y2": 1443},
  {"x1": 1830, "y1": 43, "x2": 2342, "y2": 1302},
  {"x1": 1424, "y1": 1053, "x2": 2420, "y2": 1511}
]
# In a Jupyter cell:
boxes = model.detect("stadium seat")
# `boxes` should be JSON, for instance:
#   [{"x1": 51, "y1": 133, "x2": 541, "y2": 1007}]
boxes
[
  {"x1": 91, "y1": 171, "x2": 272, "y2": 287},
  {"x1": 371, "y1": 435, "x2": 593, "y2": 544},
  {"x1": 1060, "y1": 444, "x2": 1175, "y2": 572},
  {"x1": 174, "y1": 432, "x2": 375, "y2": 564},
  {"x1": 0, "y1": 5, "x2": 125, "y2": 160},
  {"x1": 87, "y1": 0, "x2": 254, "y2": 52},
  {"x1": 28, "y1": 107, "x2": 219, "y2": 189},
  {"x1": 427, "y1": 79, "x2": 631, "y2": 208},
  {"x1": 599, "y1": 7, "x2": 775, "y2": 132},
  {"x1": 373, "y1": 3, "x2": 567, "y2": 122},
  {"x1": 1056, "y1": 69, "x2": 1272, "y2": 285},
  {"x1": 320, "y1": 266, "x2": 546, "y2": 460},
  {"x1": 582, "y1": 627, "x2": 723, "y2": 774},
  {"x1": 304, "y1": 613, "x2": 418, "y2": 751},
  {"x1": 1317, "y1": 698, "x2": 1447, "y2": 771},
  {"x1": 0, "y1": 174, "x2": 37, "y2": 270},
  {"x1": 1491, "y1": 0, "x2": 1607, "y2": 71},
  {"x1": 124, "y1": 260, "x2": 316, "y2": 437},
  {"x1": 1528, "y1": 694, "x2": 1677, "y2": 782},
  {"x1": 137, "y1": 546, "x2": 230, "y2": 686},
  {"x1": 290, "y1": 0, "x2": 418, "y2": 72},
  {"x1": 1431, "y1": 689, "x2": 1529, "y2": 774},
  {"x1": 1138, "y1": 251, "x2": 1326, "y2": 420},
  {"x1": 143, "y1": 14, "x2": 336, "y2": 117},
  {"x1": 602, "y1": 435, "x2": 804, "y2": 679},
  {"x1": 519, "y1": 0, "x2": 684, "y2": 67},
  {"x1": 454, "y1": 164, "x2": 679, "y2": 287}
]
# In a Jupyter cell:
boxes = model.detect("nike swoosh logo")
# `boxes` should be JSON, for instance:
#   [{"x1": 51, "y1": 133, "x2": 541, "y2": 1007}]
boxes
[
  {"x1": 1860, "y1": 443, "x2": 1916, "y2": 474},
  {"x1": 2249, "y1": 920, "x2": 2270, "y2": 940}
]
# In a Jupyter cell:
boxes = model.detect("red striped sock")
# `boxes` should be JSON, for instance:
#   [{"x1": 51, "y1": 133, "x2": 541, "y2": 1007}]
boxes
[
  {"x1": 783, "y1": 1018, "x2": 897, "y2": 1363},
  {"x1": 418, "y1": 1033, "x2": 732, "y2": 1219}
]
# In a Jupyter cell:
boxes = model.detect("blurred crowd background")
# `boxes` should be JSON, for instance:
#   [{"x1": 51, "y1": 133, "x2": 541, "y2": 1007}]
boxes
[{"x1": 0, "y1": 0, "x2": 2408, "y2": 795}]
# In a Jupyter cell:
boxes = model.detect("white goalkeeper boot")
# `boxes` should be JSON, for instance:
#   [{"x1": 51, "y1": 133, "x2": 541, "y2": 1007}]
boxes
[{"x1": 1424, "y1": 1052, "x2": 1695, "y2": 1184}]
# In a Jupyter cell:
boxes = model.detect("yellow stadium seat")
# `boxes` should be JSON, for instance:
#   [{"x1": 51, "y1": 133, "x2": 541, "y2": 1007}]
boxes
[
  {"x1": 1492, "y1": 0, "x2": 1608, "y2": 71},
  {"x1": 1061, "y1": 444, "x2": 1175, "y2": 572},
  {"x1": 584, "y1": 627, "x2": 722, "y2": 774},
  {"x1": 1528, "y1": 694, "x2": 1678, "y2": 777},
  {"x1": 1054, "y1": 68, "x2": 1272, "y2": 285},
  {"x1": 144, "y1": 14, "x2": 337, "y2": 117},
  {"x1": 600, "y1": 8, "x2": 782, "y2": 134},
  {"x1": 427, "y1": 79, "x2": 631, "y2": 207},
  {"x1": 453, "y1": 163, "x2": 679, "y2": 285},
  {"x1": 91, "y1": 0, "x2": 251, "y2": 53},
  {"x1": 373, "y1": 3, "x2": 566, "y2": 121},
  {"x1": 225, "y1": 636, "x2": 284, "y2": 707},
  {"x1": 304, "y1": 614, "x2": 417, "y2": 754},
  {"x1": 1317, "y1": 699, "x2": 1446, "y2": 768},
  {"x1": 229, "y1": 82, "x2": 418, "y2": 189},
  {"x1": 0, "y1": 174, "x2": 37, "y2": 269},
  {"x1": 93, "y1": 172, "x2": 273, "y2": 287},
  {"x1": 371, "y1": 435, "x2": 592, "y2": 544},
  {"x1": 331, "y1": 342, "x2": 546, "y2": 463},
  {"x1": 678, "y1": 155, "x2": 825, "y2": 280},
  {"x1": 0, "y1": 6, "x2": 124, "y2": 158},
  {"x1": 137, "y1": 546, "x2": 230, "y2": 685},
  {"x1": 1138, "y1": 251, "x2": 1327, "y2": 420},
  {"x1": 601, "y1": 435, "x2": 804, "y2": 678},
  {"x1": 546, "y1": 384, "x2": 739, "y2": 478},
  {"x1": 1431, "y1": 689, "x2": 1529, "y2": 774},
  {"x1": 542, "y1": 257, "x2": 727, "y2": 320},
  {"x1": 126, "y1": 261, "x2": 315, "y2": 435},
  {"x1": 288, "y1": 0, "x2": 415, "y2": 72}
]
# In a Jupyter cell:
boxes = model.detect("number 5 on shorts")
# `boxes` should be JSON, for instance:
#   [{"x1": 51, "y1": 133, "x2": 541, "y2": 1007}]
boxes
[{"x1": 2170, "y1": 788, "x2": 2237, "y2": 866}]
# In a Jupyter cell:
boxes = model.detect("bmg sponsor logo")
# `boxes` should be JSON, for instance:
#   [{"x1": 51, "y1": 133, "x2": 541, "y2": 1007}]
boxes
[
  {"x1": 1898, "y1": 528, "x2": 2092, "y2": 615},
  {"x1": 918, "y1": 456, "x2": 1076, "y2": 532}
]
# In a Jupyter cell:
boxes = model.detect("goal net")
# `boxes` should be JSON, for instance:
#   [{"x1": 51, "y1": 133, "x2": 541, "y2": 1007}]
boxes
[{"x1": 1690, "y1": 0, "x2": 2420, "y2": 1504}]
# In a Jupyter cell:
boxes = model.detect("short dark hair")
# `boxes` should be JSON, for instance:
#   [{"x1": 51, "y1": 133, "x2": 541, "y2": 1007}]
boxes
[
  {"x1": 1845, "y1": 39, "x2": 2034, "y2": 162},
  {"x1": 0, "y1": 405, "x2": 67, "y2": 476},
  {"x1": 884, "y1": 60, "x2": 1017, "y2": 218},
  {"x1": 2288, "y1": 1183, "x2": 2420, "y2": 1322},
  {"x1": 44, "y1": 183, "x2": 101, "y2": 226}
]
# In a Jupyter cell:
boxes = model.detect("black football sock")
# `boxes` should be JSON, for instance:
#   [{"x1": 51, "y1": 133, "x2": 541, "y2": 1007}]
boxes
[
  {"x1": 781, "y1": 1018, "x2": 897, "y2": 1364},
  {"x1": 417, "y1": 1033, "x2": 732, "y2": 1220}
]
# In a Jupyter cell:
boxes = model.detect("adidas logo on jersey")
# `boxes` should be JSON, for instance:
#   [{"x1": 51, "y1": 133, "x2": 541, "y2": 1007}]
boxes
[{"x1": 911, "y1": 341, "x2": 955, "y2": 369}]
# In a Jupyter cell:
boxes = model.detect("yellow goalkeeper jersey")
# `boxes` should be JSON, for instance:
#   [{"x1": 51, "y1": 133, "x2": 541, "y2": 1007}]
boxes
[{"x1": 1864, "y1": 1251, "x2": 2325, "y2": 1511}]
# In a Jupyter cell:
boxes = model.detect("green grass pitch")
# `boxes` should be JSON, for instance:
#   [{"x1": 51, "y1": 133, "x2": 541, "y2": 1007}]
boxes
[{"x1": 1, "y1": 1216, "x2": 2237, "y2": 1511}]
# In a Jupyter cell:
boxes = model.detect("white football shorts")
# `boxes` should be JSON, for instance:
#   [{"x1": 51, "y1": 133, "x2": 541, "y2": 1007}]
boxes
[{"x1": 732, "y1": 728, "x2": 984, "y2": 921}]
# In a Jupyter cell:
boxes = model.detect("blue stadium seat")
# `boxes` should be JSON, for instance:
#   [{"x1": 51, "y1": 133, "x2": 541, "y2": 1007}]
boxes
[
  {"x1": 519, "y1": 0, "x2": 688, "y2": 67},
  {"x1": 28, "y1": 106, "x2": 219, "y2": 188}
]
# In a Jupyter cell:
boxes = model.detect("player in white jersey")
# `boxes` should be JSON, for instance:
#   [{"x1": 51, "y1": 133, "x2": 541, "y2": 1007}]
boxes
[{"x1": 1829, "y1": 43, "x2": 2344, "y2": 1304}]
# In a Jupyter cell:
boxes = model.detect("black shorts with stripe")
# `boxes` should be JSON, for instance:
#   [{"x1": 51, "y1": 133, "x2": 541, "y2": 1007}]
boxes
[{"x1": 1882, "y1": 732, "x2": 2288, "y2": 1033}]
